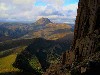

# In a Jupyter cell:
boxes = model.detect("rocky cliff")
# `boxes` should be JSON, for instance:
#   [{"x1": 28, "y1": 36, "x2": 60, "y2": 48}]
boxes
[
  {"x1": 44, "y1": 0, "x2": 100, "y2": 75},
  {"x1": 71, "y1": 0, "x2": 100, "y2": 62}
]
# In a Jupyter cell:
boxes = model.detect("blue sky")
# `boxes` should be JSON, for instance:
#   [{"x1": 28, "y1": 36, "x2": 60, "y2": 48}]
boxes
[
  {"x1": 0, "y1": 0, "x2": 79, "y2": 24},
  {"x1": 34, "y1": 0, "x2": 79, "y2": 6},
  {"x1": 64, "y1": 0, "x2": 79, "y2": 5}
]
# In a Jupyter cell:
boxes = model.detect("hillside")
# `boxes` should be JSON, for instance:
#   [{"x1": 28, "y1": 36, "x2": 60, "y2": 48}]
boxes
[
  {"x1": 0, "y1": 18, "x2": 74, "y2": 42},
  {"x1": 0, "y1": 22, "x2": 31, "y2": 41},
  {"x1": 0, "y1": 34, "x2": 73, "y2": 75},
  {"x1": 0, "y1": 46, "x2": 26, "y2": 73},
  {"x1": 0, "y1": 38, "x2": 37, "y2": 73},
  {"x1": 21, "y1": 18, "x2": 73, "y2": 40},
  {"x1": 0, "y1": 39, "x2": 35, "y2": 52},
  {"x1": 13, "y1": 35, "x2": 73, "y2": 74}
]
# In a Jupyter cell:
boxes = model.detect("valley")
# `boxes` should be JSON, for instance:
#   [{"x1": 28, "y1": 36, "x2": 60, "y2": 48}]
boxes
[{"x1": 0, "y1": 18, "x2": 74, "y2": 74}]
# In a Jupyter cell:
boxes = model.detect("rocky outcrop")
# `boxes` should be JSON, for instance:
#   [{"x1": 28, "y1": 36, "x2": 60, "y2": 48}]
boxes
[
  {"x1": 71, "y1": 0, "x2": 100, "y2": 62},
  {"x1": 62, "y1": 0, "x2": 100, "y2": 65},
  {"x1": 44, "y1": 0, "x2": 100, "y2": 75}
]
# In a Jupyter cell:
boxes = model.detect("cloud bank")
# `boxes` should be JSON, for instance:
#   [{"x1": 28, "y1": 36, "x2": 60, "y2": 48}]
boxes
[{"x1": 0, "y1": 0, "x2": 78, "y2": 24}]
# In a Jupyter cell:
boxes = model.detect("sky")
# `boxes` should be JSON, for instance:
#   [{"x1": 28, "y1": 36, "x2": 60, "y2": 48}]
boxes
[{"x1": 0, "y1": 0, "x2": 79, "y2": 24}]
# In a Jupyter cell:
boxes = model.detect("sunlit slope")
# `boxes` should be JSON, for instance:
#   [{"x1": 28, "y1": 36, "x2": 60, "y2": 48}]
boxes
[
  {"x1": 22, "y1": 23, "x2": 73, "y2": 40},
  {"x1": 0, "y1": 46, "x2": 26, "y2": 73},
  {"x1": 0, "y1": 54, "x2": 19, "y2": 73}
]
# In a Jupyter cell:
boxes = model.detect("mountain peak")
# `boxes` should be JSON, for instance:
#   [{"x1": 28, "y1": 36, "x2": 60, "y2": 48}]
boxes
[{"x1": 35, "y1": 17, "x2": 52, "y2": 25}]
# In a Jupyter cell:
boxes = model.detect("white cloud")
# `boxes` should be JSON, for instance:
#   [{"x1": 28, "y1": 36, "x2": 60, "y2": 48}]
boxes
[
  {"x1": 63, "y1": 3, "x2": 78, "y2": 10},
  {"x1": 0, "y1": 0, "x2": 78, "y2": 24},
  {"x1": 41, "y1": 0, "x2": 64, "y2": 6},
  {"x1": 0, "y1": 3, "x2": 9, "y2": 10},
  {"x1": 13, "y1": 0, "x2": 36, "y2": 5}
]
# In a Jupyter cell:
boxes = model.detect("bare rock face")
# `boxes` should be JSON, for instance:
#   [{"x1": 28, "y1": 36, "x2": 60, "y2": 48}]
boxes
[
  {"x1": 62, "y1": 0, "x2": 100, "y2": 65},
  {"x1": 71, "y1": 0, "x2": 100, "y2": 62},
  {"x1": 44, "y1": 0, "x2": 100, "y2": 75},
  {"x1": 62, "y1": 0, "x2": 100, "y2": 74}
]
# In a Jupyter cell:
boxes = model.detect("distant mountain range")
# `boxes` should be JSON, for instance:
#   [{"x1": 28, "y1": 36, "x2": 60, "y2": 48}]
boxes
[{"x1": 0, "y1": 18, "x2": 74, "y2": 42}]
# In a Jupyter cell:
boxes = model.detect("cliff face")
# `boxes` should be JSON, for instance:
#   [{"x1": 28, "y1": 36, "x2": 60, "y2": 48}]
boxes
[
  {"x1": 71, "y1": 0, "x2": 100, "y2": 62},
  {"x1": 44, "y1": 0, "x2": 100, "y2": 75},
  {"x1": 62, "y1": 0, "x2": 100, "y2": 65}
]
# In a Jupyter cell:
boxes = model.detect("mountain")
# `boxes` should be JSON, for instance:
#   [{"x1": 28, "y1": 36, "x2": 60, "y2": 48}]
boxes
[
  {"x1": 0, "y1": 22, "x2": 31, "y2": 42},
  {"x1": 0, "y1": 26, "x2": 28, "y2": 42},
  {"x1": 34, "y1": 18, "x2": 52, "y2": 25},
  {"x1": 21, "y1": 18, "x2": 73, "y2": 40},
  {"x1": 43, "y1": 0, "x2": 100, "y2": 75},
  {"x1": 22, "y1": 23, "x2": 73, "y2": 40},
  {"x1": 0, "y1": 18, "x2": 73, "y2": 42}
]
